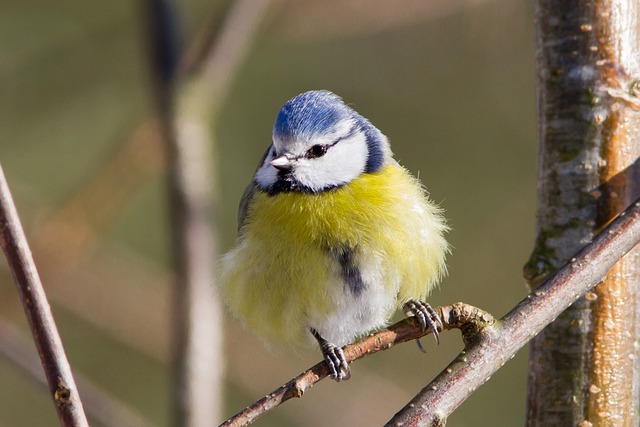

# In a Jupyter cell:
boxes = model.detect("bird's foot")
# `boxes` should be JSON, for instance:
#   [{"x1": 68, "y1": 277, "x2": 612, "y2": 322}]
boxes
[
  {"x1": 310, "y1": 328, "x2": 351, "y2": 381},
  {"x1": 403, "y1": 299, "x2": 443, "y2": 348}
]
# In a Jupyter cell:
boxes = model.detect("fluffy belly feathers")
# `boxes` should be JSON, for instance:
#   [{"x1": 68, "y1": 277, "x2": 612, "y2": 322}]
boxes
[{"x1": 220, "y1": 164, "x2": 447, "y2": 347}]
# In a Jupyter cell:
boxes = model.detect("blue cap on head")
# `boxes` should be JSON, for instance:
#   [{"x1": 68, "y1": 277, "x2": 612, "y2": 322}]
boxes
[
  {"x1": 273, "y1": 90, "x2": 352, "y2": 141},
  {"x1": 272, "y1": 90, "x2": 389, "y2": 173}
]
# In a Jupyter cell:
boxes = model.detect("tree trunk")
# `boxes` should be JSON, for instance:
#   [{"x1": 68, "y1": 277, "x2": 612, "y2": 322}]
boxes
[{"x1": 525, "y1": 0, "x2": 640, "y2": 425}]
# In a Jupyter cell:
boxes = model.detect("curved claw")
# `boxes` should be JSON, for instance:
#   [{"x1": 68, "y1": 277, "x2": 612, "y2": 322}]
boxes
[
  {"x1": 323, "y1": 344, "x2": 351, "y2": 382},
  {"x1": 310, "y1": 328, "x2": 351, "y2": 381},
  {"x1": 403, "y1": 299, "x2": 442, "y2": 346}
]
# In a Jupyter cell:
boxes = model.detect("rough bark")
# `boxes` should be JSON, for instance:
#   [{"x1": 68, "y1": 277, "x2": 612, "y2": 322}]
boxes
[{"x1": 525, "y1": 0, "x2": 640, "y2": 425}]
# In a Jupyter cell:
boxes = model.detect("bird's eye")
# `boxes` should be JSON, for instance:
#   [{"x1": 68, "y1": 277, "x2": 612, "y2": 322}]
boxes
[{"x1": 307, "y1": 144, "x2": 328, "y2": 158}]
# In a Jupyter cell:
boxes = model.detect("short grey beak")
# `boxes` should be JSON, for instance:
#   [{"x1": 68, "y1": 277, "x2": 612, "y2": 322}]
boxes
[{"x1": 271, "y1": 156, "x2": 293, "y2": 172}]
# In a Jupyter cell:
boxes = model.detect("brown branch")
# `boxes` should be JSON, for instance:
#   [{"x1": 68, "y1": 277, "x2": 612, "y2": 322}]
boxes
[
  {"x1": 145, "y1": 1, "x2": 274, "y2": 426},
  {"x1": 220, "y1": 303, "x2": 494, "y2": 427},
  {"x1": 0, "y1": 164, "x2": 89, "y2": 427},
  {"x1": 386, "y1": 196, "x2": 640, "y2": 426},
  {"x1": 526, "y1": 0, "x2": 640, "y2": 424},
  {"x1": 32, "y1": 0, "x2": 272, "y2": 279},
  {"x1": 185, "y1": 0, "x2": 273, "y2": 111}
]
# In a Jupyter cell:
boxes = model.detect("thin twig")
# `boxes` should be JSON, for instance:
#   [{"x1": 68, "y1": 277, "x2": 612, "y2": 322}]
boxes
[
  {"x1": 386, "y1": 196, "x2": 640, "y2": 426},
  {"x1": 30, "y1": 0, "x2": 272, "y2": 277},
  {"x1": 220, "y1": 304, "x2": 494, "y2": 427},
  {"x1": 181, "y1": 0, "x2": 273, "y2": 109},
  {"x1": 145, "y1": 0, "x2": 274, "y2": 425},
  {"x1": 0, "y1": 164, "x2": 89, "y2": 427},
  {"x1": 0, "y1": 318, "x2": 152, "y2": 427}
]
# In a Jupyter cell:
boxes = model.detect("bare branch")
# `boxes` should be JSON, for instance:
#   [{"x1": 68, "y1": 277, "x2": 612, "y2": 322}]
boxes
[
  {"x1": 0, "y1": 164, "x2": 89, "y2": 427},
  {"x1": 186, "y1": 0, "x2": 273, "y2": 109},
  {"x1": 526, "y1": 0, "x2": 640, "y2": 424},
  {"x1": 386, "y1": 196, "x2": 640, "y2": 426},
  {"x1": 220, "y1": 303, "x2": 494, "y2": 427},
  {"x1": 145, "y1": 1, "x2": 274, "y2": 425},
  {"x1": 32, "y1": 0, "x2": 273, "y2": 278}
]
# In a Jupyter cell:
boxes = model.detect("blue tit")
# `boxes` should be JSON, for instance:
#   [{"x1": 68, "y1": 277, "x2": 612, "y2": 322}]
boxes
[{"x1": 220, "y1": 90, "x2": 449, "y2": 381}]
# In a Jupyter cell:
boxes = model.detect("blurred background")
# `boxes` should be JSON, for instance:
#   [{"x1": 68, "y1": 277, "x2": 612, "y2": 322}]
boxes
[{"x1": 0, "y1": 0, "x2": 537, "y2": 425}]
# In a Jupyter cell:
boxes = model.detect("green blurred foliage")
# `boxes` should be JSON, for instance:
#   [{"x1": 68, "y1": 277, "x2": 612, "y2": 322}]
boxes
[{"x1": 0, "y1": 0, "x2": 536, "y2": 425}]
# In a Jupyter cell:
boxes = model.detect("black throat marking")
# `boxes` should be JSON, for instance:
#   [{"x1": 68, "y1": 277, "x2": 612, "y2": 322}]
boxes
[
  {"x1": 332, "y1": 247, "x2": 366, "y2": 296},
  {"x1": 265, "y1": 173, "x2": 343, "y2": 195}
]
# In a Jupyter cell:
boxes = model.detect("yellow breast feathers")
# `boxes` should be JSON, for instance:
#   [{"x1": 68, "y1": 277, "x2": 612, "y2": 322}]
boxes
[{"x1": 220, "y1": 163, "x2": 448, "y2": 346}]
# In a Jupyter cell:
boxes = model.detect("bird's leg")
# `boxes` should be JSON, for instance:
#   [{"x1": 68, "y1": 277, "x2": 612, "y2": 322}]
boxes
[
  {"x1": 310, "y1": 328, "x2": 351, "y2": 382},
  {"x1": 403, "y1": 299, "x2": 443, "y2": 351}
]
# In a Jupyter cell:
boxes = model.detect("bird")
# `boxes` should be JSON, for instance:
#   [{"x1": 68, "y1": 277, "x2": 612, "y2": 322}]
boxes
[{"x1": 220, "y1": 90, "x2": 449, "y2": 381}]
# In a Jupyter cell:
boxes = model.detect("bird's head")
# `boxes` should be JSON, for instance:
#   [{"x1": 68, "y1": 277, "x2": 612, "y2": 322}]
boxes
[{"x1": 255, "y1": 90, "x2": 392, "y2": 194}]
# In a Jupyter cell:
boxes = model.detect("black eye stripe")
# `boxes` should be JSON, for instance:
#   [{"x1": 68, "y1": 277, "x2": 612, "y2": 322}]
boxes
[
  {"x1": 333, "y1": 125, "x2": 358, "y2": 144},
  {"x1": 274, "y1": 125, "x2": 359, "y2": 162},
  {"x1": 304, "y1": 126, "x2": 358, "y2": 159}
]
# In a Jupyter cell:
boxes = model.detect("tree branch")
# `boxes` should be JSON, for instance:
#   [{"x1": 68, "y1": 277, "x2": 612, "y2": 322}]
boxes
[
  {"x1": 386, "y1": 196, "x2": 640, "y2": 426},
  {"x1": 145, "y1": 1, "x2": 274, "y2": 425},
  {"x1": 186, "y1": 0, "x2": 273, "y2": 111},
  {"x1": 526, "y1": 0, "x2": 640, "y2": 424},
  {"x1": 0, "y1": 164, "x2": 89, "y2": 427},
  {"x1": 220, "y1": 303, "x2": 494, "y2": 427}
]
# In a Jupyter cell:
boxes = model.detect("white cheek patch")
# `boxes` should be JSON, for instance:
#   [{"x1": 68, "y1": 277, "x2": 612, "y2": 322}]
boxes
[
  {"x1": 255, "y1": 146, "x2": 278, "y2": 188},
  {"x1": 294, "y1": 135, "x2": 368, "y2": 192},
  {"x1": 257, "y1": 118, "x2": 370, "y2": 192}
]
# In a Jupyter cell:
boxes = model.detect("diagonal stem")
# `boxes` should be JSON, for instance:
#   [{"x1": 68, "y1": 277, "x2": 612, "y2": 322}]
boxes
[
  {"x1": 220, "y1": 303, "x2": 493, "y2": 427},
  {"x1": 0, "y1": 164, "x2": 89, "y2": 427},
  {"x1": 386, "y1": 196, "x2": 640, "y2": 426}
]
